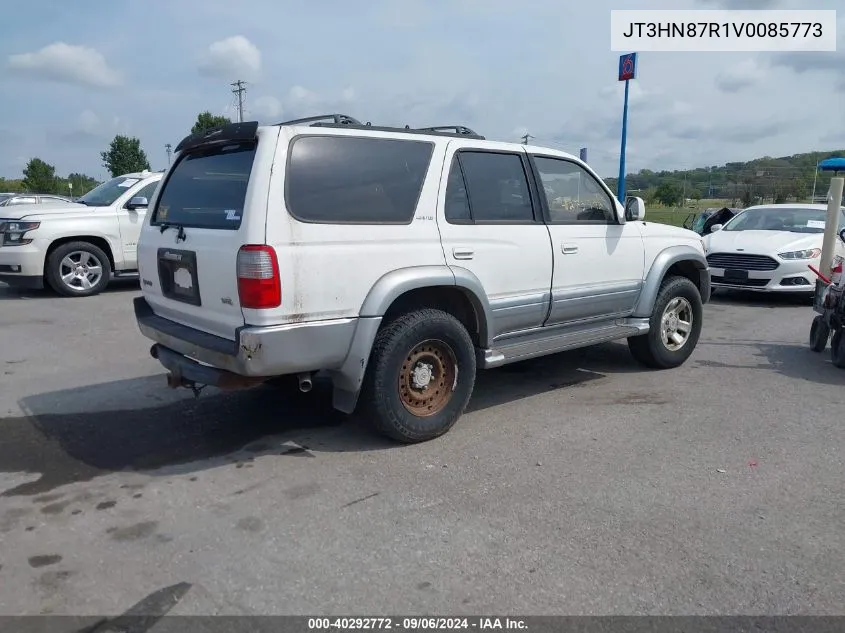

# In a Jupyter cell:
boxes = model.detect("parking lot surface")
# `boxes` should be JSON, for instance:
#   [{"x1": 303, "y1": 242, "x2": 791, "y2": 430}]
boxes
[{"x1": 0, "y1": 282, "x2": 843, "y2": 616}]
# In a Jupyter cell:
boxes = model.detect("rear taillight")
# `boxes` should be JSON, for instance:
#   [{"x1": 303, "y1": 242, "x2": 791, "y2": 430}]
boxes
[{"x1": 237, "y1": 245, "x2": 281, "y2": 309}]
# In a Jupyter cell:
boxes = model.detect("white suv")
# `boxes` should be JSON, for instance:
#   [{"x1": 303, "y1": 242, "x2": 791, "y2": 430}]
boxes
[
  {"x1": 133, "y1": 115, "x2": 710, "y2": 443},
  {"x1": 0, "y1": 171, "x2": 162, "y2": 296}
]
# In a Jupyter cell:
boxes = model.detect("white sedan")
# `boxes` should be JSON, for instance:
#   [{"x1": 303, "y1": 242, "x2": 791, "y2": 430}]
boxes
[{"x1": 703, "y1": 203, "x2": 845, "y2": 294}]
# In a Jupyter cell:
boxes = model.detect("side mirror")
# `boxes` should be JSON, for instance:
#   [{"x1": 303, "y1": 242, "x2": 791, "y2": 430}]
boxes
[
  {"x1": 126, "y1": 196, "x2": 148, "y2": 210},
  {"x1": 624, "y1": 196, "x2": 646, "y2": 222},
  {"x1": 710, "y1": 223, "x2": 724, "y2": 232},
  {"x1": 839, "y1": 227, "x2": 845, "y2": 244}
]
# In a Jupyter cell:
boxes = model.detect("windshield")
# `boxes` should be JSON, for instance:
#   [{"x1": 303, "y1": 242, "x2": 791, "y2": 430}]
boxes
[
  {"x1": 77, "y1": 176, "x2": 144, "y2": 206},
  {"x1": 0, "y1": 194, "x2": 11, "y2": 204},
  {"x1": 724, "y1": 207, "x2": 845, "y2": 234}
]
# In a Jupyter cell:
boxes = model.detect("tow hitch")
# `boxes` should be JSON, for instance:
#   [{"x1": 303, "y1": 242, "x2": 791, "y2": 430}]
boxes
[
  {"x1": 165, "y1": 372, "x2": 206, "y2": 397},
  {"x1": 150, "y1": 344, "x2": 267, "y2": 394}
]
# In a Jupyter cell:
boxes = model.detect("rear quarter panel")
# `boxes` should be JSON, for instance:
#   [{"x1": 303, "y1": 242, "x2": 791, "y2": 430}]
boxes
[{"x1": 252, "y1": 127, "x2": 449, "y2": 327}]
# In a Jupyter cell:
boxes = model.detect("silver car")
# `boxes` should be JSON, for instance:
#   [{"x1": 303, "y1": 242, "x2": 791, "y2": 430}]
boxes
[{"x1": 0, "y1": 193, "x2": 74, "y2": 207}]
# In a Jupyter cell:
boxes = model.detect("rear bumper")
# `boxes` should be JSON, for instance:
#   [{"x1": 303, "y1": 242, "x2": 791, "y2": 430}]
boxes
[{"x1": 134, "y1": 296, "x2": 362, "y2": 380}]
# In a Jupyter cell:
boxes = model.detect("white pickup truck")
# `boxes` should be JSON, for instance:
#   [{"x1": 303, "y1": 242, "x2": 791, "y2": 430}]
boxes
[{"x1": 0, "y1": 170, "x2": 162, "y2": 296}]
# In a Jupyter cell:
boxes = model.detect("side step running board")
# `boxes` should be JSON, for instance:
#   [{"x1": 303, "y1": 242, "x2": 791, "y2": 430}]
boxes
[{"x1": 478, "y1": 319, "x2": 649, "y2": 369}]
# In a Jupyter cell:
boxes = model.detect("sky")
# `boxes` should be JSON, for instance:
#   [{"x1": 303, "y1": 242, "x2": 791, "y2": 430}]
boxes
[{"x1": 0, "y1": 0, "x2": 843, "y2": 182}]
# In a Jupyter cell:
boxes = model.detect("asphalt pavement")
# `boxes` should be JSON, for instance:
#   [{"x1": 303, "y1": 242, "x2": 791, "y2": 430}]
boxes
[{"x1": 0, "y1": 282, "x2": 843, "y2": 616}]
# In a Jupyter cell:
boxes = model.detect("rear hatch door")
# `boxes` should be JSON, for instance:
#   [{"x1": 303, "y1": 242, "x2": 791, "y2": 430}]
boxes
[{"x1": 137, "y1": 123, "x2": 277, "y2": 341}]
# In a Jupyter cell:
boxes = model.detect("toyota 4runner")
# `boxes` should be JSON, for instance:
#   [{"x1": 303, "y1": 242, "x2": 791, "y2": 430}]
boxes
[{"x1": 133, "y1": 114, "x2": 710, "y2": 443}]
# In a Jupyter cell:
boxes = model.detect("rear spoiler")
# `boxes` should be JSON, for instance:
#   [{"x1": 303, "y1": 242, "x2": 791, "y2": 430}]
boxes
[{"x1": 174, "y1": 121, "x2": 259, "y2": 154}]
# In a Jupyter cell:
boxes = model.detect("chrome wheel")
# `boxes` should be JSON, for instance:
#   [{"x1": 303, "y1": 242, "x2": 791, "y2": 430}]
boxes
[
  {"x1": 59, "y1": 250, "x2": 104, "y2": 292},
  {"x1": 660, "y1": 296, "x2": 693, "y2": 351}
]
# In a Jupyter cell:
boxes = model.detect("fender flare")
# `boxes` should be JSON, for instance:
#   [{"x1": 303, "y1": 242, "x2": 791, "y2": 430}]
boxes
[
  {"x1": 359, "y1": 265, "x2": 494, "y2": 347},
  {"x1": 632, "y1": 246, "x2": 709, "y2": 317}
]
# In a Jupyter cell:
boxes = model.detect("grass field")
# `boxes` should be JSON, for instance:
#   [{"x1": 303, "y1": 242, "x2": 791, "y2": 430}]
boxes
[{"x1": 645, "y1": 199, "x2": 734, "y2": 228}]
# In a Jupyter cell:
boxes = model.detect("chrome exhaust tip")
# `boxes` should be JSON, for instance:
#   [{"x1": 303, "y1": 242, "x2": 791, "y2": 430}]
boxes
[{"x1": 297, "y1": 373, "x2": 313, "y2": 393}]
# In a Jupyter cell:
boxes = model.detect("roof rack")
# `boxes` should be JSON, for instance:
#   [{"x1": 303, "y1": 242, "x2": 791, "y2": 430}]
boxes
[
  {"x1": 277, "y1": 114, "x2": 363, "y2": 126},
  {"x1": 276, "y1": 113, "x2": 485, "y2": 140},
  {"x1": 413, "y1": 125, "x2": 479, "y2": 137}
]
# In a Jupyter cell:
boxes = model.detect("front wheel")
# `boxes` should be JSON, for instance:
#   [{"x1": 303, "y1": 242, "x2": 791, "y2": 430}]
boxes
[
  {"x1": 45, "y1": 241, "x2": 112, "y2": 297},
  {"x1": 628, "y1": 276, "x2": 703, "y2": 369},
  {"x1": 361, "y1": 309, "x2": 476, "y2": 443}
]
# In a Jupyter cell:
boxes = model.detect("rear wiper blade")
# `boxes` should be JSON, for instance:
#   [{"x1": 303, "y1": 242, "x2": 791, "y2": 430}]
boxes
[{"x1": 159, "y1": 222, "x2": 187, "y2": 242}]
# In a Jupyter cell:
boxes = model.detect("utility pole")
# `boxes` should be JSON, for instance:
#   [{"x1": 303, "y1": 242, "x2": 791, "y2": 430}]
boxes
[
  {"x1": 521, "y1": 133, "x2": 534, "y2": 145},
  {"x1": 231, "y1": 80, "x2": 247, "y2": 123},
  {"x1": 165, "y1": 143, "x2": 172, "y2": 165},
  {"x1": 811, "y1": 160, "x2": 819, "y2": 203}
]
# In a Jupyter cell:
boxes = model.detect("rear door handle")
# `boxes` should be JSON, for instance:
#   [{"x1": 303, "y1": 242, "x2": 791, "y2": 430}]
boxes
[
  {"x1": 453, "y1": 247, "x2": 474, "y2": 260},
  {"x1": 561, "y1": 243, "x2": 579, "y2": 254}
]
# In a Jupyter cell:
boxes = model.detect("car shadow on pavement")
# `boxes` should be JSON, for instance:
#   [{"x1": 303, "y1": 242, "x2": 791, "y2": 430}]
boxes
[
  {"x1": 3, "y1": 342, "x2": 640, "y2": 497},
  {"x1": 0, "y1": 278, "x2": 139, "y2": 301},
  {"x1": 696, "y1": 337, "x2": 845, "y2": 387}
]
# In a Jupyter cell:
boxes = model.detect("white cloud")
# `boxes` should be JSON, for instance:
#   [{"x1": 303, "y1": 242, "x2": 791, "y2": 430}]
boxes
[
  {"x1": 252, "y1": 96, "x2": 283, "y2": 120},
  {"x1": 197, "y1": 36, "x2": 261, "y2": 82},
  {"x1": 77, "y1": 110, "x2": 100, "y2": 133},
  {"x1": 6, "y1": 42, "x2": 122, "y2": 88},
  {"x1": 715, "y1": 58, "x2": 763, "y2": 93},
  {"x1": 289, "y1": 85, "x2": 320, "y2": 104}
]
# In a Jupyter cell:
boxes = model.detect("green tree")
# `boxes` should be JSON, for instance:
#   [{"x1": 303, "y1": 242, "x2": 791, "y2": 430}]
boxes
[
  {"x1": 191, "y1": 111, "x2": 231, "y2": 134},
  {"x1": 101, "y1": 135, "x2": 151, "y2": 178},
  {"x1": 654, "y1": 182, "x2": 682, "y2": 207},
  {"x1": 21, "y1": 158, "x2": 57, "y2": 193},
  {"x1": 59, "y1": 173, "x2": 100, "y2": 198}
]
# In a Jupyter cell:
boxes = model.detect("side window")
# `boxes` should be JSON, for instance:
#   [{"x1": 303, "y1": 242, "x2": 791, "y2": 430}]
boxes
[
  {"x1": 444, "y1": 159, "x2": 471, "y2": 223},
  {"x1": 286, "y1": 136, "x2": 434, "y2": 224},
  {"x1": 448, "y1": 151, "x2": 534, "y2": 224},
  {"x1": 533, "y1": 157, "x2": 616, "y2": 224},
  {"x1": 132, "y1": 181, "x2": 159, "y2": 203},
  {"x1": 10, "y1": 197, "x2": 37, "y2": 205}
]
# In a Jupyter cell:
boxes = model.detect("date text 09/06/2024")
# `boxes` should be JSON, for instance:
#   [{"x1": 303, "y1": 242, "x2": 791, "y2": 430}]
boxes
[{"x1": 307, "y1": 617, "x2": 528, "y2": 630}]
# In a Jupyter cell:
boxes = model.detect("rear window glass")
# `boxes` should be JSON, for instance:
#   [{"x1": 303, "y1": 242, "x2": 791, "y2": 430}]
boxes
[
  {"x1": 286, "y1": 135, "x2": 434, "y2": 224},
  {"x1": 152, "y1": 142, "x2": 256, "y2": 229}
]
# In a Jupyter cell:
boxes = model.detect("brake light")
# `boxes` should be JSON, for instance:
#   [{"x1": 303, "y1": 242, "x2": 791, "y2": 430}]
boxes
[{"x1": 237, "y1": 245, "x2": 281, "y2": 309}]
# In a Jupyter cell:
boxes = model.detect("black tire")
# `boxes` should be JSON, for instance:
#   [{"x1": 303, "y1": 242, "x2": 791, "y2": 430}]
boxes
[
  {"x1": 831, "y1": 330, "x2": 845, "y2": 369},
  {"x1": 628, "y1": 276, "x2": 703, "y2": 369},
  {"x1": 45, "y1": 241, "x2": 112, "y2": 297},
  {"x1": 361, "y1": 309, "x2": 476, "y2": 444},
  {"x1": 809, "y1": 315, "x2": 830, "y2": 353}
]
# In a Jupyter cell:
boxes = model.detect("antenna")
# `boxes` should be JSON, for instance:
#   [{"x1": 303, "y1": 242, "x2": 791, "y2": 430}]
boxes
[
  {"x1": 165, "y1": 143, "x2": 173, "y2": 165},
  {"x1": 230, "y1": 80, "x2": 247, "y2": 123}
]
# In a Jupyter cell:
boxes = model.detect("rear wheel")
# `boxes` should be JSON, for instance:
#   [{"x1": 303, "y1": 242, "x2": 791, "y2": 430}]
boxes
[
  {"x1": 809, "y1": 315, "x2": 830, "y2": 353},
  {"x1": 45, "y1": 241, "x2": 111, "y2": 297},
  {"x1": 361, "y1": 309, "x2": 476, "y2": 443},
  {"x1": 628, "y1": 276, "x2": 703, "y2": 369}
]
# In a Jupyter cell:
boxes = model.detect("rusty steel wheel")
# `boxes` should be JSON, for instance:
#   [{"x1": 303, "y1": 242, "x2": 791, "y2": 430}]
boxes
[
  {"x1": 398, "y1": 339, "x2": 458, "y2": 417},
  {"x1": 362, "y1": 309, "x2": 476, "y2": 443}
]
